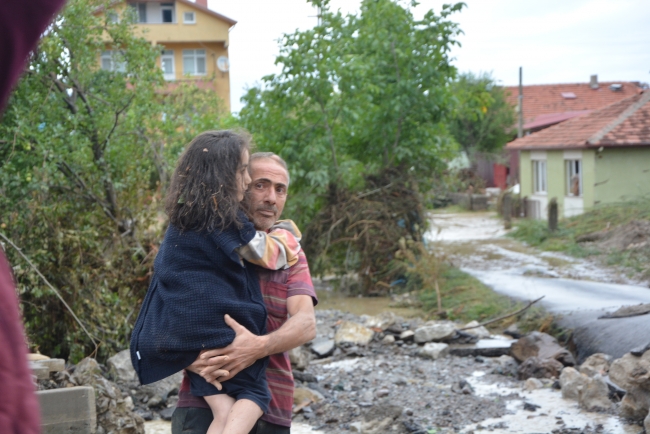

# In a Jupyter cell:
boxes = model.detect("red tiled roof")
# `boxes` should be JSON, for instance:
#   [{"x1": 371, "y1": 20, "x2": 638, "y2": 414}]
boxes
[
  {"x1": 524, "y1": 110, "x2": 591, "y2": 130},
  {"x1": 505, "y1": 82, "x2": 643, "y2": 125},
  {"x1": 506, "y1": 91, "x2": 650, "y2": 150}
]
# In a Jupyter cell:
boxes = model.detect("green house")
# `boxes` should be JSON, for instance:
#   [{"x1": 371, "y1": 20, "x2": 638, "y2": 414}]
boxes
[{"x1": 507, "y1": 91, "x2": 650, "y2": 219}]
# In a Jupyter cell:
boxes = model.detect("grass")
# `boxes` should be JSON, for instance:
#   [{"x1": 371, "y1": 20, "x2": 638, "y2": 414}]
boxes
[
  {"x1": 418, "y1": 265, "x2": 556, "y2": 334},
  {"x1": 509, "y1": 199, "x2": 650, "y2": 278}
]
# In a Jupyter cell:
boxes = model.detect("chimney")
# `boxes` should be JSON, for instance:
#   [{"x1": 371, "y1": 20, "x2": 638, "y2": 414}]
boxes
[
  {"x1": 590, "y1": 74, "x2": 599, "y2": 89},
  {"x1": 195, "y1": 0, "x2": 208, "y2": 8}
]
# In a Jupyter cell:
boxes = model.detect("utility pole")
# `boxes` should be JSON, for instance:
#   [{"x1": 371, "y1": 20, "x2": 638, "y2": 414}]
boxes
[{"x1": 518, "y1": 66, "x2": 523, "y2": 138}]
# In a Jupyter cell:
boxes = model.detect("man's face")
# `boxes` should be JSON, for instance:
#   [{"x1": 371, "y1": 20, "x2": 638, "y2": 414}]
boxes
[{"x1": 246, "y1": 158, "x2": 289, "y2": 231}]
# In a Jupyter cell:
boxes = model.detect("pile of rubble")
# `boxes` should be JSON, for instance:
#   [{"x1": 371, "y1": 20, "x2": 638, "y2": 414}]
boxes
[{"x1": 33, "y1": 308, "x2": 650, "y2": 433}]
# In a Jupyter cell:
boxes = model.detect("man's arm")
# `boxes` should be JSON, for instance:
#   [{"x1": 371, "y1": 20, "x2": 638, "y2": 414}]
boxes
[{"x1": 187, "y1": 294, "x2": 316, "y2": 383}]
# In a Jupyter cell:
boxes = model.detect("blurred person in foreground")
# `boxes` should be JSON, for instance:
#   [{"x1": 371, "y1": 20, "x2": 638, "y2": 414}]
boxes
[
  {"x1": 0, "y1": 0, "x2": 67, "y2": 432},
  {"x1": 172, "y1": 152, "x2": 318, "y2": 434}
]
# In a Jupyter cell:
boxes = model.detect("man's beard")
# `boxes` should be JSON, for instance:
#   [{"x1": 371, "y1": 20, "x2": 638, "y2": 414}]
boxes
[{"x1": 252, "y1": 205, "x2": 277, "y2": 230}]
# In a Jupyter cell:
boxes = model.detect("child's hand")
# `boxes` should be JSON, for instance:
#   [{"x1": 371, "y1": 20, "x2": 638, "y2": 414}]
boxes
[{"x1": 185, "y1": 351, "x2": 230, "y2": 390}]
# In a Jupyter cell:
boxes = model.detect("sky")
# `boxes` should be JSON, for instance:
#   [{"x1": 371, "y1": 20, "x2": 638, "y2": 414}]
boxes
[{"x1": 208, "y1": 0, "x2": 650, "y2": 113}]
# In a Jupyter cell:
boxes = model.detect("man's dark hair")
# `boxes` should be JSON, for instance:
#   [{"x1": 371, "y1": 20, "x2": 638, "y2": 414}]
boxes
[{"x1": 165, "y1": 130, "x2": 251, "y2": 233}]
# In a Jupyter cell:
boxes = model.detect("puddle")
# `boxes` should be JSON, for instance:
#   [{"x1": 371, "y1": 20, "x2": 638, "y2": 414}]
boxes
[
  {"x1": 315, "y1": 289, "x2": 423, "y2": 318},
  {"x1": 426, "y1": 212, "x2": 509, "y2": 242},
  {"x1": 462, "y1": 372, "x2": 640, "y2": 434}
]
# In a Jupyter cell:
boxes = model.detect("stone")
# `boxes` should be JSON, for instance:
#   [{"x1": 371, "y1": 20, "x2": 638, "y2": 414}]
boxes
[
  {"x1": 413, "y1": 322, "x2": 456, "y2": 343},
  {"x1": 462, "y1": 321, "x2": 491, "y2": 339},
  {"x1": 159, "y1": 406, "x2": 175, "y2": 421},
  {"x1": 28, "y1": 353, "x2": 51, "y2": 361},
  {"x1": 579, "y1": 375, "x2": 612, "y2": 411},
  {"x1": 449, "y1": 337, "x2": 514, "y2": 358},
  {"x1": 579, "y1": 353, "x2": 612, "y2": 378},
  {"x1": 138, "y1": 371, "x2": 183, "y2": 404},
  {"x1": 38, "y1": 386, "x2": 96, "y2": 434},
  {"x1": 31, "y1": 358, "x2": 65, "y2": 374},
  {"x1": 517, "y1": 357, "x2": 564, "y2": 380},
  {"x1": 491, "y1": 355, "x2": 519, "y2": 377},
  {"x1": 644, "y1": 410, "x2": 650, "y2": 433},
  {"x1": 524, "y1": 378, "x2": 544, "y2": 391},
  {"x1": 510, "y1": 332, "x2": 575, "y2": 366},
  {"x1": 311, "y1": 338, "x2": 336, "y2": 358},
  {"x1": 620, "y1": 387, "x2": 650, "y2": 420},
  {"x1": 335, "y1": 321, "x2": 374, "y2": 346},
  {"x1": 417, "y1": 342, "x2": 449, "y2": 360},
  {"x1": 294, "y1": 387, "x2": 324, "y2": 405},
  {"x1": 381, "y1": 334, "x2": 395, "y2": 344},
  {"x1": 399, "y1": 330, "x2": 415, "y2": 342},
  {"x1": 293, "y1": 371, "x2": 317, "y2": 383},
  {"x1": 364, "y1": 312, "x2": 397, "y2": 331},
  {"x1": 559, "y1": 367, "x2": 589, "y2": 401},
  {"x1": 610, "y1": 352, "x2": 650, "y2": 390},
  {"x1": 29, "y1": 362, "x2": 50, "y2": 380},
  {"x1": 108, "y1": 349, "x2": 138, "y2": 383},
  {"x1": 363, "y1": 404, "x2": 403, "y2": 422},
  {"x1": 289, "y1": 346, "x2": 312, "y2": 370}
]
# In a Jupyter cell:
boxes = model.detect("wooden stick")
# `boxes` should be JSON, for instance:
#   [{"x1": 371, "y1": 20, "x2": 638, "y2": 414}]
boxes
[{"x1": 457, "y1": 296, "x2": 545, "y2": 331}]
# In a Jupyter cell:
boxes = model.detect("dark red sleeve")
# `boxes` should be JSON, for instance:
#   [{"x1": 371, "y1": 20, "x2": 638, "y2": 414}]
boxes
[
  {"x1": 0, "y1": 0, "x2": 66, "y2": 110},
  {"x1": 0, "y1": 251, "x2": 41, "y2": 434}
]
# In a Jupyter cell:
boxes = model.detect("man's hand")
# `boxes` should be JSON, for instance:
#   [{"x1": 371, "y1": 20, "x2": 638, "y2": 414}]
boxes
[
  {"x1": 185, "y1": 351, "x2": 230, "y2": 390},
  {"x1": 197, "y1": 314, "x2": 268, "y2": 382}
]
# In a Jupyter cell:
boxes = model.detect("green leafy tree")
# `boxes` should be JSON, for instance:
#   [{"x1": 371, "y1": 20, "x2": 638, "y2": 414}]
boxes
[
  {"x1": 448, "y1": 72, "x2": 515, "y2": 157},
  {"x1": 0, "y1": 0, "x2": 230, "y2": 361},
  {"x1": 240, "y1": 0, "x2": 463, "y2": 218},
  {"x1": 240, "y1": 0, "x2": 464, "y2": 289}
]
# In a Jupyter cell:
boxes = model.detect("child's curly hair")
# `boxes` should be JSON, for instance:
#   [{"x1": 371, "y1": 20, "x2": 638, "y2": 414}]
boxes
[{"x1": 165, "y1": 130, "x2": 252, "y2": 233}]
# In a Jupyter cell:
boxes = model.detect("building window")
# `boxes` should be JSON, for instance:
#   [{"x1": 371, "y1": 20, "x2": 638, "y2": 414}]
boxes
[
  {"x1": 161, "y1": 3, "x2": 174, "y2": 23},
  {"x1": 161, "y1": 50, "x2": 175, "y2": 80},
  {"x1": 566, "y1": 159, "x2": 582, "y2": 196},
  {"x1": 183, "y1": 49, "x2": 206, "y2": 75},
  {"x1": 137, "y1": 3, "x2": 147, "y2": 23},
  {"x1": 532, "y1": 160, "x2": 547, "y2": 194},
  {"x1": 183, "y1": 11, "x2": 196, "y2": 24},
  {"x1": 107, "y1": 11, "x2": 119, "y2": 23},
  {"x1": 100, "y1": 51, "x2": 126, "y2": 72}
]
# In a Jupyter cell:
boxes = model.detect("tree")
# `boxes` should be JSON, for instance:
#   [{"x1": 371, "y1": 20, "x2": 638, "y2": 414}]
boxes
[
  {"x1": 0, "y1": 0, "x2": 230, "y2": 361},
  {"x1": 447, "y1": 72, "x2": 515, "y2": 157},
  {"x1": 240, "y1": 0, "x2": 464, "y2": 289}
]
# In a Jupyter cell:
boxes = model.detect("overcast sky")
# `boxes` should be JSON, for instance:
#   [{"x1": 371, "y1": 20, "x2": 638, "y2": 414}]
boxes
[{"x1": 208, "y1": 0, "x2": 650, "y2": 113}]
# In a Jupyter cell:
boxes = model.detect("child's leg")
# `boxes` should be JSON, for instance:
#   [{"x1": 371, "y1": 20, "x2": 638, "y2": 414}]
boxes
[
  {"x1": 222, "y1": 399, "x2": 263, "y2": 434},
  {"x1": 203, "y1": 394, "x2": 236, "y2": 434}
]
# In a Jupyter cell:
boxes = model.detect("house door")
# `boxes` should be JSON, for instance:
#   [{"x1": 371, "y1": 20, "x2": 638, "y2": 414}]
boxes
[{"x1": 564, "y1": 159, "x2": 583, "y2": 217}]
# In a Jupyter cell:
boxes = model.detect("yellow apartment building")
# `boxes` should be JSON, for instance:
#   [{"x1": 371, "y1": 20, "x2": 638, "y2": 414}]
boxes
[{"x1": 102, "y1": 0, "x2": 236, "y2": 111}]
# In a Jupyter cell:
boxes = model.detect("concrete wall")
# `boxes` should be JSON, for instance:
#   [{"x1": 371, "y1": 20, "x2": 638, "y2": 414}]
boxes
[{"x1": 594, "y1": 147, "x2": 650, "y2": 205}]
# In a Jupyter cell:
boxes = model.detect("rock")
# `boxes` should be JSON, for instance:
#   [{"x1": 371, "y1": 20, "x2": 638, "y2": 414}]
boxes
[
  {"x1": 579, "y1": 353, "x2": 612, "y2": 378},
  {"x1": 610, "y1": 351, "x2": 650, "y2": 390},
  {"x1": 137, "y1": 371, "x2": 183, "y2": 405},
  {"x1": 364, "y1": 312, "x2": 397, "y2": 331},
  {"x1": 71, "y1": 357, "x2": 145, "y2": 434},
  {"x1": 399, "y1": 330, "x2": 415, "y2": 342},
  {"x1": 632, "y1": 342, "x2": 650, "y2": 357},
  {"x1": 146, "y1": 395, "x2": 163, "y2": 408},
  {"x1": 28, "y1": 353, "x2": 51, "y2": 361},
  {"x1": 107, "y1": 349, "x2": 138, "y2": 383},
  {"x1": 363, "y1": 404, "x2": 403, "y2": 421},
  {"x1": 413, "y1": 322, "x2": 456, "y2": 343},
  {"x1": 517, "y1": 357, "x2": 564, "y2": 380},
  {"x1": 381, "y1": 334, "x2": 395, "y2": 345},
  {"x1": 335, "y1": 321, "x2": 374, "y2": 346},
  {"x1": 524, "y1": 378, "x2": 544, "y2": 391},
  {"x1": 417, "y1": 343, "x2": 449, "y2": 360},
  {"x1": 620, "y1": 387, "x2": 650, "y2": 420},
  {"x1": 578, "y1": 375, "x2": 612, "y2": 411},
  {"x1": 375, "y1": 389, "x2": 390, "y2": 398},
  {"x1": 449, "y1": 338, "x2": 514, "y2": 358},
  {"x1": 645, "y1": 410, "x2": 650, "y2": 433},
  {"x1": 462, "y1": 321, "x2": 491, "y2": 339},
  {"x1": 504, "y1": 323, "x2": 522, "y2": 339},
  {"x1": 311, "y1": 338, "x2": 336, "y2": 358},
  {"x1": 289, "y1": 346, "x2": 312, "y2": 370},
  {"x1": 159, "y1": 406, "x2": 175, "y2": 421},
  {"x1": 510, "y1": 332, "x2": 575, "y2": 366},
  {"x1": 293, "y1": 371, "x2": 317, "y2": 383},
  {"x1": 488, "y1": 355, "x2": 518, "y2": 377},
  {"x1": 559, "y1": 367, "x2": 589, "y2": 401},
  {"x1": 294, "y1": 387, "x2": 324, "y2": 405}
]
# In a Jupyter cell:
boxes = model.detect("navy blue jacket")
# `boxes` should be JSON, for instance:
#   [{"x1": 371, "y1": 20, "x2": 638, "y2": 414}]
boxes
[{"x1": 130, "y1": 214, "x2": 267, "y2": 385}]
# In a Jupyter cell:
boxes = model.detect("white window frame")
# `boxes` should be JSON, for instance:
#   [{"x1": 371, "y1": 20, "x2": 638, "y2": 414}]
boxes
[
  {"x1": 100, "y1": 50, "x2": 126, "y2": 72},
  {"x1": 532, "y1": 159, "x2": 547, "y2": 194},
  {"x1": 137, "y1": 3, "x2": 147, "y2": 23},
  {"x1": 565, "y1": 159, "x2": 582, "y2": 197},
  {"x1": 182, "y1": 49, "x2": 206, "y2": 76},
  {"x1": 183, "y1": 11, "x2": 196, "y2": 24},
  {"x1": 161, "y1": 3, "x2": 175, "y2": 23},
  {"x1": 161, "y1": 50, "x2": 175, "y2": 81}
]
